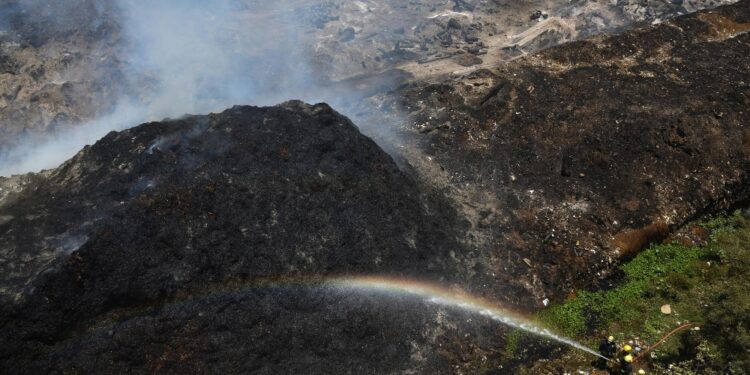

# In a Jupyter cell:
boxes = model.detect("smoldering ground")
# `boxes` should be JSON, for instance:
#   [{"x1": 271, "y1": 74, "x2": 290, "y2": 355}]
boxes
[
  {"x1": 1, "y1": 0, "x2": 733, "y2": 176},
  {"x1": 0, "y1": 0, "x2": 407, "y2": 176}
]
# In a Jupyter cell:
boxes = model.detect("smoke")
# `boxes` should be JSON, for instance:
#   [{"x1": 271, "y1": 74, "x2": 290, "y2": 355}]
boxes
[
  {"x1": 0, "y1": 0, "x2": 741, "y2": 176},
  {"x1": 118, "y1": 0, "x2": 318, "y2": 116},
  {"x1": 0, "y1": 0, "x2": 398, "y2": 176},
  {"x1": 0, "y1": 102, "x2": 146, "y2": 175}
]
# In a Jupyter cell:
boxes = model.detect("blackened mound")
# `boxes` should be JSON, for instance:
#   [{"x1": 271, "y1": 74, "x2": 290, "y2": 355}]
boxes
[{"x1": 0, "y1": 101, "x2": 470, "y2": 374}]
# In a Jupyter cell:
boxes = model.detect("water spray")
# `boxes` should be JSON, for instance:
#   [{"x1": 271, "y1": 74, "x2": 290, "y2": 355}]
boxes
[
  {"x1": 63, "y1": 275, "x2": 607, "y2": 362},
  {"x1": 328, "y1": 276, "x2": 608, "y2": 360}
]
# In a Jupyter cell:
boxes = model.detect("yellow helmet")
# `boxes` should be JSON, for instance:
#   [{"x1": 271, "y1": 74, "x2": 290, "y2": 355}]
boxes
[
  {"x1": 638, "y1": 370, "x2": 646, "y2": 375},
  {"x1": 624, "y1": 354, "x2": 634, "y2": 363},
  {"x1": 623, "y1": 344, "x2": 633, "y2": 352},
  {"x1": 608, "y1": 335, "x2": 615, "y2": 342}
]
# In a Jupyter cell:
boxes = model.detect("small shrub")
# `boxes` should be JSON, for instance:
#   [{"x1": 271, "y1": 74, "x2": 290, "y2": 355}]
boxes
[{"x1": 665, "y1": 273, "x2": 691, "y2": 291}]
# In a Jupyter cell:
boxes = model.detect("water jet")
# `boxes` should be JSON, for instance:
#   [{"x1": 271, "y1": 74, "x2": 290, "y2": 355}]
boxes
[{"x1": 329, "y1": 276, "x2": 608, "y2": 360}]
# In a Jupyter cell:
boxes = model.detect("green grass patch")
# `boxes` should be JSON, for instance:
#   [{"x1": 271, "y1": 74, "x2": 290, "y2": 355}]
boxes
[
  {"x1": 533, "y1": 210, "x2": 750, "y2": 373},
  {"x1": 537, "y1": 241, "x2": 708, "y2": 339},
  {"x1": 503, "y1": 329, "x2": 522, "y2": 358}
]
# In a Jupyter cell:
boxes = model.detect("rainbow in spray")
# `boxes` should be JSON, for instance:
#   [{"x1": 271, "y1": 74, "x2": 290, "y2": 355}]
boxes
[
  {"x1": 327, "y1": 276, "x2": 606, "y2": 360},
  {"x1": 65, "y1": 275, "x2": 605, "y2": 361}
]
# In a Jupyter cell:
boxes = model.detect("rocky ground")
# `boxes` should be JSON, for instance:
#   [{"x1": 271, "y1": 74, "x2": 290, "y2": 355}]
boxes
[
  {"x1": 287, "y1": 0, "x2": 741, "y2": 80},
  {"x1": 0, "y1": 0, "x2": 130, "y2": 148},
  {"x1": 0, "y1": 0, "x2": 749, "y2": 374}
]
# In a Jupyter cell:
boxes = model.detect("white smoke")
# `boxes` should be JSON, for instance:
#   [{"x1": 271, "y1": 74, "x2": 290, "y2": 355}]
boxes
[
  {"x1": 118, "y1": 0, "x2": 318, "y2": 116},
  {"x1": 0, "y1": 101, "x2": 145, "y2": 175},
  {"x1": 0, "y1": 0, "x2": 381, "y2": 176}
]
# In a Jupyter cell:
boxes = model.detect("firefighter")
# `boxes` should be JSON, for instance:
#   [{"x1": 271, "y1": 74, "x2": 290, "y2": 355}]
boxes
[
  {"x1": 619, "y1": 354, "x2": 634, "y2": 374},
  {"x1": 597, "y1": 335, "x2": 617, "y2": 369}
]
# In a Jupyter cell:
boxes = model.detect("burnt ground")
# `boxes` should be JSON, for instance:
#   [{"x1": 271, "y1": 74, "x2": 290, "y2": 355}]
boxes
[
  {"x1": 0, "y1": 102, "x2": 468, "y2": 302},
  {"x1": 0, "y1": 102, "x2": 491, "y2": 374},
  {"x1": 362, "y1": 0, "x2": 750, "y2": 308},
  {"x1": 0, "y1": 1, "x2": 748, "y2": 374}
]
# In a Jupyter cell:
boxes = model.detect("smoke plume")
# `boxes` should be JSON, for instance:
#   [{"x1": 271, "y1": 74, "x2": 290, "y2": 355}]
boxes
[{"x1": 0, "y1": 0, "x2": 393, "y2": 176}]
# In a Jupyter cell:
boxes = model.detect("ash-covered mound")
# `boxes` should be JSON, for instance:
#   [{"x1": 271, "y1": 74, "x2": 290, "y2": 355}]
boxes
[{"x1": 0, "y1": 101, "x2": 477, "y2": 373}]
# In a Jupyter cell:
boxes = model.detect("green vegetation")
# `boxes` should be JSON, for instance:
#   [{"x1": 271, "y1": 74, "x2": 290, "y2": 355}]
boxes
[
  {"x1": 531, "y1": 210, "x2": 750, "y2": 374},
  {"x1": 537, "y1": 242, "x2": 707, "y2": 339},
  {"x1": 503, "y1": 329, "x2": 522, "y2": 358}
]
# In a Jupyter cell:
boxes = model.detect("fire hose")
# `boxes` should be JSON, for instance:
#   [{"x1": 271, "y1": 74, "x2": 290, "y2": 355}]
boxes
[{"x1": 636, "y1": 323, "x2": 697, "y2": 362}]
